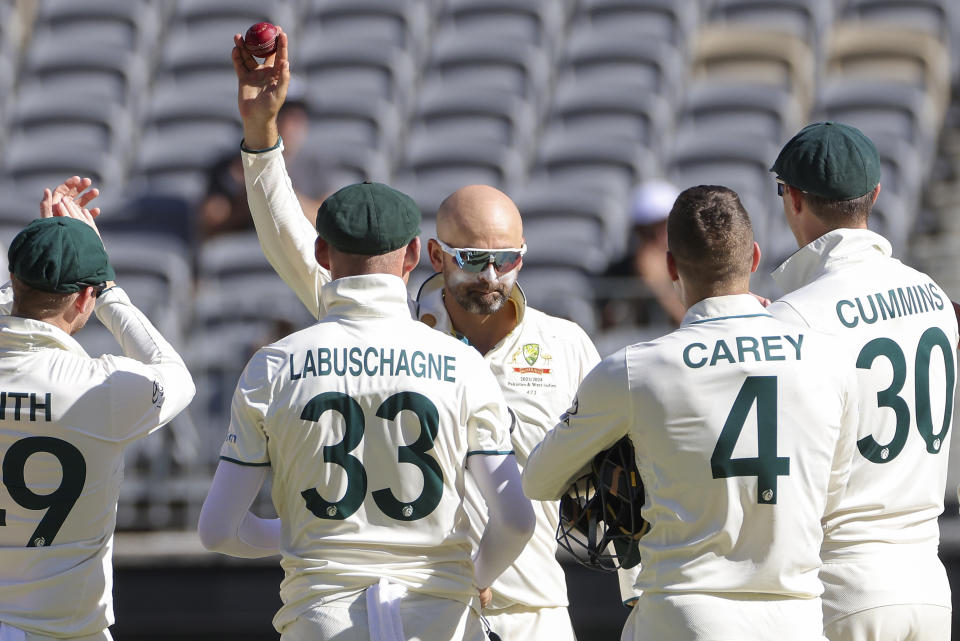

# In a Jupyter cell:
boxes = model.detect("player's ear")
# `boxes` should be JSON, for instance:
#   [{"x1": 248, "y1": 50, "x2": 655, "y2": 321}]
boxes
[
  {"x1": 427, "y1": 238, "x2": 444, "y2": 272},
  {"x1": 401, "y1": 237, "x2": 421, "y2": 277},
  {"x1": 666, "y1": 251, "x2": 679, "y2": 282},
  {"x1": 750, "y1": 242, "x2": 761, "y2": 273},
  {"x1": 314, "y1": 237, "x2": 331, "y2": 270}
]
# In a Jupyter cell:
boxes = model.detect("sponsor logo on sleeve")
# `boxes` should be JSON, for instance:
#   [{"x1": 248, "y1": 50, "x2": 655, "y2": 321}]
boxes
[{"x1": 152, "y1": 381, "x2": 165, "y2": 408}]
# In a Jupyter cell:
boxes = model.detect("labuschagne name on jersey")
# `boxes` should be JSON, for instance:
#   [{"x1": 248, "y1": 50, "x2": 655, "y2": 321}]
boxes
[
  {"x1": 0, "y1": 391, "x2": 52, "y2": 421},
  {"x1": 835, "y1": 281, "x2": 945, "y2": 328},
  {"x1": 683, "y1": 334, "x2": 804, "y2": 369},
  {"x1": 289, "y1": 346, "x2": 457, "y2": 383},
  {"x1": 506, "y1": 342, "x2": 559, "y2": 394}
]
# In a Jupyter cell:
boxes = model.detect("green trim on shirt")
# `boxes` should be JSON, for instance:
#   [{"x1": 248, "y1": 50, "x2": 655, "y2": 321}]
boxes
[
  {"x1": 690, "y1": 313, "x2": 772, "y2": 325},
  {"x1": 240, "y1": 136, "x2": 282, "y2": 154},
  {"x1": 466, "y1": 450, "x2": 515, "y2": 457},
  {"x1": 219, "y1": 455, "x2": 271, "y2": 467}
]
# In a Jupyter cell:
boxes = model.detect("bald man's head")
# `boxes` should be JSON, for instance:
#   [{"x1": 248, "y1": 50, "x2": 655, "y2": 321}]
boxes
[{"x1": 436, "y1": 185, "x2": 524, "y2": 248}]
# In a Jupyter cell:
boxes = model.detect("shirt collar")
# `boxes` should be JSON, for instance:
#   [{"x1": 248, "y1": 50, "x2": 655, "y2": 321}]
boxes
[
  {"x1": 681, "y1": 294, "x2": 772, "y2": 327},
  {"x1": 0, "y1": 316, "x2": 90, "y2": 357},
  {"x1": 414, "y1": 272, "x2": 526, "y2": 341},
  {"x1": 772, "y1": 228, "x2": 893, "y2": 294},
  {"x1": 320, "y1": 274, "x2": 413, "y2": 319}
]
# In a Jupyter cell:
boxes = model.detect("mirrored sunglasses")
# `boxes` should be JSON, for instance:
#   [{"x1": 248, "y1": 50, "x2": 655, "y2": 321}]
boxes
[
  {"x1": 436, "y1": 239, "x2": 527, "y2": 274},
  {"x1": 776, "y1": 178, "x2": 786, "y2": 197}
]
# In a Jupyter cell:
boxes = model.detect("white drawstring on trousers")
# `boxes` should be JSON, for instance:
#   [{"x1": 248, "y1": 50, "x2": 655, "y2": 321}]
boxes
[{"x1": 365, "y1": 577, "x2": 408, "y2": 641}]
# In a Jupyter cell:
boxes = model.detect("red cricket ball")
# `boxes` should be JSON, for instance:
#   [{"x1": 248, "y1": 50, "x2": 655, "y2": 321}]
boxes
[{"x1": 244, "y1": 22, "x2": 278, "y2": 58}]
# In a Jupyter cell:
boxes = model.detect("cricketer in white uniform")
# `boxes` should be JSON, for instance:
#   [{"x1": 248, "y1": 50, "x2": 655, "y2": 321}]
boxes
[
  {"x1": 198, "y1": 181, "x2": 535, "y2": 641},
  {"x1": 524, "y1": 186, "x2": 861, "y2": 641},
  {"x1": 232, "y1": 30, "x2": 602, "y2": 636},
  {"x1": 241, "y1": 141, "x2": 600, "y2": 636},
  {"x1": 0, "y1": 206, "x2": 195, "y2": 640},
  {"x1": 767, "y1": 122, "x2": 958, "y2": 641}
]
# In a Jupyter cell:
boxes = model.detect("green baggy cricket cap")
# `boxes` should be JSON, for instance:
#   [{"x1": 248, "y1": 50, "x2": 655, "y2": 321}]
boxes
[
  {"x1": 8, "y1": 217, "x2": 115, "y2": 293},
  {"x1": 770, "y1": 121, "x2": 881, "y2": 201},
  {"x1": 316, "y1": 181, "x2": 421, "y2": 256}
]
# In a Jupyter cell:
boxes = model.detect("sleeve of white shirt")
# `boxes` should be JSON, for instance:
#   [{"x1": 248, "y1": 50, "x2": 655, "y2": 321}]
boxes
[
  {"x1": 219, "y1": 347, "x2": 284, "y2": 466},
  {"x1": 523, "y1": 351, "x2": 633, "y2": 500},
  {"x1": 462, "y1": 359, "x2": 535, "y2": 588},
  {"x1": 241, "y1": 145, "x2": 330, "y2": 318},
  {"x1": 198, "y1": 460, "x2": 281, "y2": 558},
  {"x1": 93, "y1": 286, "x2": 196, "y2": 443}
]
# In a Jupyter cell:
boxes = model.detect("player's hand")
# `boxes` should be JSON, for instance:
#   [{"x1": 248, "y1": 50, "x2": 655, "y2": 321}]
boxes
[
  {"x1": 478, "y1": 587, "x2": 492, "y2": 609},
  {"x1": 51, "y1": 195, "x2": 103, "y2": 238},
  {"x1": 41, "y1": 176, "x2": 101, "y2": 219},
  {"x1": 232, "y1": 28, "x2": 289, "y2": 148}
]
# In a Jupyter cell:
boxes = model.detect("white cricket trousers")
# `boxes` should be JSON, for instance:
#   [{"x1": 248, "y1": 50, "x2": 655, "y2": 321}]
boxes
[
  {"x1": 279, "y1": 588, "x2": 485, "y2": 641},
  {"x1": 482, "y1": 604, "x2": 577, "y2": 641},
  {"x1": 0, "y1": 624, "x2": 111, "y2": 641},
  {"x1": 824, "y1": 604, "x2": 951, "y2": 641},
  {"x1": 621, "y1": 593, "x2": 828, "y2": 641}
]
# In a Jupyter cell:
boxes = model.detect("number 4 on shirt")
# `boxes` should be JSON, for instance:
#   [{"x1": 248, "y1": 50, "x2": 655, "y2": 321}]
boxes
[{"x1": 711, "y1": 376, "x2": 789, "y2": 505}]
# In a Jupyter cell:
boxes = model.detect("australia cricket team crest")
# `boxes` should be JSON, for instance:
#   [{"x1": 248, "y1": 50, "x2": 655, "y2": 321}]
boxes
[{"x1": 512, "y1": 343, "x2": 552, "y2": 374}]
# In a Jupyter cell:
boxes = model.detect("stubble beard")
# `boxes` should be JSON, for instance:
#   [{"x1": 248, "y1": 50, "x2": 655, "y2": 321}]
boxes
[{"x1": 445, "y1": 268, "x2": 518, "y2": 316}]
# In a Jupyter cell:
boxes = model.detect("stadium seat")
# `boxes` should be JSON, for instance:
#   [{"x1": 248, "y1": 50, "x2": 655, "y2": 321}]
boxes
[
  {"x1": 19, "y1": 39, "x2": 150, "y2": 109},
  {"x1": 303, "y1": 0, "x2": 431, "y2": 57},
  {"x1": 545, "y1": 82, "x2": 674, "y2": 154},
  {"x1": 558, "y1": 28, "x2": 686, "y2": 104},
  {"x1": 32, "y1": 0, "x2": 160, "y2": 54},
  {"x1": 573, "y1": 0, "x2": 699, "y2": 53},
  {"x1": 301, "y1": 91, "x2": 402, "y2": 159},
  {"x1": 7, "y1": 91, "x2": 135, "y2": 161},
  {"x1": 438, "y1": 0, "x2": 569, "y2": 55},
  {"x1": 708, "y1": 0, "x2": 835, "y2": 50},
  {"x1": 296, "y1": 36, "x2": 418, "y2": 112},
  {"x1": 140, "y1": 90, "x2": 242, "y2": 155},
  {"x1": 843, "y1": 0, "x2": 951, "y2": 46},
  {"x1": 826, "y1": 22, "x2": 951, "y2": 122},
  {"x1": 129, "y1": 129, "x2": 236, "y2": 203},
  {"x1": 423, "y1": 32, "x2": 553, "y2": 108},
  {"x1": 678, "y1": 81, "x2": 804, "y2": 145},
  {"x1": 516, "y1": 267, "x2": 599, "y2": 336},
  {"x1": 2, "y1": 139, "x2": 126, "y2": 198},
  {"x1": 532, "y1": 130, "x2": 658, "y2": 198},
  {"x1": 408, "y1": 85, "x2": 538, "y2": 155},
  {"x1": 513, "y1": 178, "x2": 630, "y2": 270},
  {"x1": 395, "y1": 134, "x2": 525, "y2": 191},
  {"x1": 691, "y1": 25, "x2": 816, "y2": 112}
]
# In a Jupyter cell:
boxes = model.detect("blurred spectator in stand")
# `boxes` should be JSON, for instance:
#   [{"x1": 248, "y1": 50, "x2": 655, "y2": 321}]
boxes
[
  {"x1": 198, "y1": 77, "x2": 341, "y2": 240},
  {"x1": 601, "y1": 180, "x2": 685, "y2": 328}
]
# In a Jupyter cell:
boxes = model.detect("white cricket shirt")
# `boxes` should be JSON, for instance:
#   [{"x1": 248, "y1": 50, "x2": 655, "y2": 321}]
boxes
[
  {"x1": 219, "y1": 275, "x2": 514, "y2": 631},
  {"x1": 242, "y1": 146, "x2": 602, "y2": 610},
  {"x1": 769, "y1": 228, "x2": 959, "y2": 624},
  {"x1": 524, "y1": 295, "x2": 860, "y2": 599},
  {"x1": 0, "y1": 286, "x2": 195, "y2": 637},
  {"x1": 416, "y1": 274, "x2": 600, "y2": 610}
]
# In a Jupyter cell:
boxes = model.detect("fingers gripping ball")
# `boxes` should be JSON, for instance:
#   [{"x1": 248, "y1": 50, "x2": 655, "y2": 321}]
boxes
[{"x1": 244, "y1": 22, "x2": 278, "y2": 58}]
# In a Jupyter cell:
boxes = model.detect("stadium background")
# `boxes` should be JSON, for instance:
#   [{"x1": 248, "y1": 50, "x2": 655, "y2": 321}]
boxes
[{"x1": 1, "y1": 0, "x2": 960, "y2": 638}]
